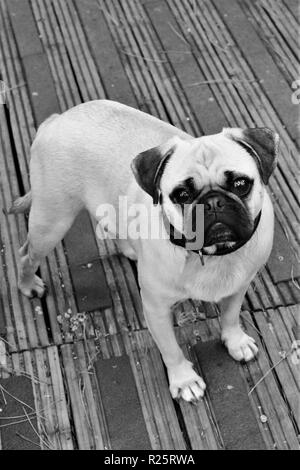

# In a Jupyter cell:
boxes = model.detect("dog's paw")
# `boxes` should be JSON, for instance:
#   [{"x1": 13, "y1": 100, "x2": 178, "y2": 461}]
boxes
[
  {"x1": 19, "y1": 275, "x2": 47, "y2": 298},
  {"x1": 222, "y1": 327, "x2": 258, "y2": 362},
  {"x1": 167, "y1": 360, "x2": 206, "y2": 403}
]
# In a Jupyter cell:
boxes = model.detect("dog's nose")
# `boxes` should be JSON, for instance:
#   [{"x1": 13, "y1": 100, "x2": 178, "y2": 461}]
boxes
[{"x1": 204, "y1": 195, "x2": 225, "y2": 212}]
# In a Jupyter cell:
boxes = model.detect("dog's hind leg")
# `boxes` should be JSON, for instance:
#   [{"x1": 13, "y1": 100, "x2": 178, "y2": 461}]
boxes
[{"x1": 18, "y1": 203, "x2": 78, "y2": 298}]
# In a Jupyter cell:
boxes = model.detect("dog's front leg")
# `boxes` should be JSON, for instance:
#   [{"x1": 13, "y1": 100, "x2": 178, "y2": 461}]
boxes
[
  {"x1": 220, "y1": 286, "x2": 258, "y2": 361},
  {"x1": 140, "y1": 286, "x2": 206, "y2": 402}
]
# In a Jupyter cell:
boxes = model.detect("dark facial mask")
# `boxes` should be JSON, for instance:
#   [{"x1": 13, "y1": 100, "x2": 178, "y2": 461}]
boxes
[{"x1": 162, "y1": 188, "x2": 261, "y2": 263}]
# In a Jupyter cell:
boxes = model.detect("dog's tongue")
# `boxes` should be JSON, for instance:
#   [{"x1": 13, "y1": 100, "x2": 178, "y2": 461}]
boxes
[{"x1": 204, "y1": 222, "x2": 236, "y2": 246}]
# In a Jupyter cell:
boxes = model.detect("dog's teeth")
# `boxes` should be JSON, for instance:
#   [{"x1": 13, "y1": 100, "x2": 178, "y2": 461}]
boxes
[
  {"x1": 203, "y1": 245, "x2": 217, "y2": 254},
  {"x1": 225, "y1": 241, "x2": 236, "y2": 248}
]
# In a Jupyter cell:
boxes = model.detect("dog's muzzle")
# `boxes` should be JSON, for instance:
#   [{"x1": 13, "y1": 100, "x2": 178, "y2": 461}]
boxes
[{"x1": 162, "y1": 188, "x2": 262, "y2": 261}]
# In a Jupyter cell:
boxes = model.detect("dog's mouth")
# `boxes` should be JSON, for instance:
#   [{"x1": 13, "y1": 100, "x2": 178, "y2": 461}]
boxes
[
  {"x1": 161, "y1": 198, "x2": 262, "y2": 257},
  {"x1": 203, "y1": 222, "x2": 239, "y2": 254},
  {"x1": 205, "y1": 222, "x2": 237, "y2": 245}
]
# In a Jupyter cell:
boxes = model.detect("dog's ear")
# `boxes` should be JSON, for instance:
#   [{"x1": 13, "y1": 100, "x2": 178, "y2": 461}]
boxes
[
  {"x1": 223, "y1": 127, "x2": 279, "y2": 184},
  {"x1": 131, "y1": 138, "x2": 178, "y2": 204}
]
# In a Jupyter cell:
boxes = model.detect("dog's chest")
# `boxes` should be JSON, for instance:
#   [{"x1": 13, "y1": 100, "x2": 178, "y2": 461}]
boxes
[{"x1": 181, "y1": 254, "x2": 244, "y2": 302}]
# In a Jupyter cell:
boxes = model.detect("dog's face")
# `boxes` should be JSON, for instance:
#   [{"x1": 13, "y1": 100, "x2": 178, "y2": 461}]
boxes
[{"x1": 132, "y1": 127, "x2": 279, "y2": 254}]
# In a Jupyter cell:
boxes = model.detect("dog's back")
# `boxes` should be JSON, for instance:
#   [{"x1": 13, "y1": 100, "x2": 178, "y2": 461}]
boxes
[{"x1": 23, "y1": 100, "x2": 191, "y2": 213}]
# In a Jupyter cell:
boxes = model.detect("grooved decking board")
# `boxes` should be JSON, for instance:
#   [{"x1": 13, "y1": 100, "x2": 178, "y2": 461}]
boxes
[
  {"x1": 68, "y1": 262, "x2": 111, "y2": 312},
  {"x1": 63, "y1": 211, "x2": 111, "y2": 311},
  {"x1": 64, "y1": 211, "x2": 102, "y2": 266},
  {"x1": 241, "y1": 0, "x2": 298, "y2": 84},
  {"x1": 253, "y1": 305, "x2": 300, "y2": 430},
  {"x1": 126, "y1": 333, "x2": 187, "y2": 450},
  {"x1": 74, "y1": 0, "x2": 137, "y2": 107},
  {"x1": 94, "y1": 355, "x2": 151, "y2": 450},
  {"x1": 0, "y1": 346, "x2": 74, "y2": 450},
  {"x1": 7, "y1": 0, "x2": 111, "y2": 315},
  {"x1": 1, "y1": 0, "x2": 300, "y2": 450},
  {"x1": 7, "y1": 0, "x2": 60, "y2": 125},
  {"x1": 61, "y1": 335, "x2": 187, "y2": 450},
  {"x1": 175, "y1": 343, "x2": 223, "y2": 449},
  {"x1": 0, "y1": 376, "x2": 38, "y2": 450},
  {"x1": 144, "y1": 0, "x2": 229, "y2": 134},
  {"x1": 193, "y1": 339, "x2": 266, "y2": 450},
  {"x1": 283, "y1": 0, "x2": 299, "y2": 19},
  {"x1": 22, "y1": 53, "x2": 61, "y2": 125},
  {"x1": 213, "y1": 0, "x2": 299, "y2": 146},
  {"x1": 242, "y1": 309, "x2": 300, "y2": 449},
  {"x1": 268, "y1": 219, "x2": 300, "y2": 284},
  {"x1": 0, "y1": 106, "x2": 51, "y2": 351},
  {"x1": 64, "y1": 213, "x2": 111, "y2": 311},
  {"x1": 0, "y1": 309, "x2": 6, "y2": 338},
  {"x1": 177, "y1": 310, "x2": 300, "y2": 449},
  {"x1": 6, "y1": 0, "x2": 42, "y2": 57}
]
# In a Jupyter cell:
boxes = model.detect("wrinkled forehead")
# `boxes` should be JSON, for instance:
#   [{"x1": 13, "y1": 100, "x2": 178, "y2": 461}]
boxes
[{"x1": 161, "y1": 134, "x2": 260, "y2": 192}]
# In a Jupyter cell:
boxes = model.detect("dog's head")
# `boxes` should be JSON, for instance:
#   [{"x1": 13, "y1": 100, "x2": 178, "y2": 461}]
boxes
[{"x1": 131, "y1": 128, "x2": 279, "y2": 254}]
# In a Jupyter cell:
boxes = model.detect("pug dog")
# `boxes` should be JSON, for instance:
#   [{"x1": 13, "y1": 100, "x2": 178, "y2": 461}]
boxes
[{"x1": 10, "y1": 100, "x2": 278, "y2": 402}]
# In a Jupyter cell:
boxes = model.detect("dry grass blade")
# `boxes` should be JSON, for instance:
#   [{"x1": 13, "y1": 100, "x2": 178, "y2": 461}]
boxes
[
  {"x1": 186, "y1": 78, "x2": 257, "y2": 87},
  {"x1": 160, "y1": 49, "x2": 192, "y2": 55},
  {"x1": 120, "y1": 48, "x2": 167, "y2": 63},
  {"x1": 0, "y1": 398, "x2": 61, "y2": 425},
  {"x1": 0, "y1": 82, "x2": 26, "y2": 96},
  {"x1": 82, "y1": 323, "x2": 92, "y2": 369},
  {"x1": 240, "y1": 312, "x2": 264, "y2": 338},
  {"x1": 22, "y1": 407, "x2": 54, "y2": 450},
  {"x1": 0, "y1": 384, "x2": 35, "y2": 412},
  {"x1": 168, "y1": 21, "x2": 190, "y2": 46},
  {"x1": 98, "y1": 4, "x2": 119, "y2": 26},
  {"x1": 0, "y1": 410, "x2": 41, "y2": 420},
  {"x1": 0, "y1": 385, "x2": 7, "y2": 406},
  {"x1": 0, "y1": 383, "x2": 54, "y2": 422},
  {"x1": 16, "y1": 432, "x2": 42, "y2": 449},
  {"x1": 78, "y1": 377, "x2": 91, "y2": 433},
  {"x1": 0, "y1": 363, "x2": 48, "y2": 385},
  {"x1": 248, "y1": 348, "x2": 293, "y2": 395},
  {"x1": 291, "y1": 265, "x2": 300, "y2": 291},
  {"x1": 0, "y1": 418, "x2": 35, "y2": 428},
  {"x1": 192, "y1": 0, "x2": 197, "y2": 15},
  {"x1": 0, "y1": 336, "x2": 15, "y2": 349}
]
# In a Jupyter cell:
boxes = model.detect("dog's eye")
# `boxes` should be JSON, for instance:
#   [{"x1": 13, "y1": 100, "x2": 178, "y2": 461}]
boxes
[
  {"x1": 232, "y1": 177, "x2": 253, "y2": 197},
  {"x1": 171, "y1": 188, "x2": 191, "y2": 204}
]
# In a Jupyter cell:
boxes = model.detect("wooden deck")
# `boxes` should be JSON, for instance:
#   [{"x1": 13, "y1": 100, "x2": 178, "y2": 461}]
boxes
[{"x1": 0, "y1": 0, "x2": 299, "y2": 450}]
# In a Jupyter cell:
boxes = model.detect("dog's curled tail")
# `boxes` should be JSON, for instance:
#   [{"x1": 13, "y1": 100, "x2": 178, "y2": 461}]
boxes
[{"x1": 9, "y1": 191, "x2": 32, "y2": 214}]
